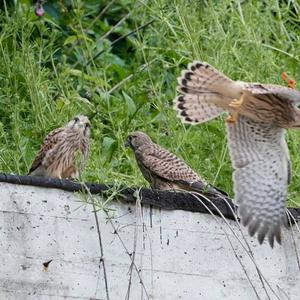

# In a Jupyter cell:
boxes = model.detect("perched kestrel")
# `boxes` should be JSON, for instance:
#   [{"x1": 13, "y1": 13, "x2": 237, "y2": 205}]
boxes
[
  {"x1": 174, "y1": 61, "x2": 299, "y2": 247},
  {"x1": 126, "y1": 131, "x2": 226, "y2": 195},
  {"x1": 29, "y1": 115, "x2": 91, "y2": 179}
]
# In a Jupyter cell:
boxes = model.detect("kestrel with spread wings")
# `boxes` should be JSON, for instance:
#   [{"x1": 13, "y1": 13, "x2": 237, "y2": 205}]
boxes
[
  {"x1": 29, "y1": 115, "x2": 91, "y2": 179},
  {"x1": 126, "y1": 131, "x2": 226, "y2": 196},
  {"x1": 175, "y1": 61, "x2": 300, "y2": 247}
]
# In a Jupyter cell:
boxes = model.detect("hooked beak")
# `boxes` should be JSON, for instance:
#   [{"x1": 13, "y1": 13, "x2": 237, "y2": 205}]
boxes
[{"x1": 124, "y1": 140, "x2": 130, "y2": 148}]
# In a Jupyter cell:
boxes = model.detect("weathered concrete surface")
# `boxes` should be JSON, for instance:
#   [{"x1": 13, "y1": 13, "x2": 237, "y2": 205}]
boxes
[{"x1": 0, "y1": 182, "x2": 299, "y2": 300}]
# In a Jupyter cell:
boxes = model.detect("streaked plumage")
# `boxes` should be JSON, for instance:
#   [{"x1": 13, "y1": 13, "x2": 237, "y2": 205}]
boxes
[
  {"x1": 29, "y1": 115, "x2": 91, "y2": 179},
  {"x1": 227, "y1": 116, "x2": 289, "y2": 247},
  {"x1": 127, "y1": 131, "x2": 226, "y2": 195},
  {"x1": 174, "y1": 61, "x2": 297, "y2": 247},
  {"x1": 175, "y1": 61, "x2": 300, "y2": 128}
]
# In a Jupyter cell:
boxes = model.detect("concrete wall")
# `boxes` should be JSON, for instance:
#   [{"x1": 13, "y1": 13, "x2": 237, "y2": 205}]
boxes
[{"x1": 0, "y1": 182, "x2": 299, "y2": 300}]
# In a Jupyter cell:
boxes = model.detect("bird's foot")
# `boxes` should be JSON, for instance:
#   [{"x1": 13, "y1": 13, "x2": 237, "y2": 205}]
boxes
[
  {"x1": 227, "y1": 93, "x2": 244, "y2": 123},
  {"x1": 68, "y1": 176, "x2": 80, "y2": 182},
  {"x1": 226, "y1": 114, "x2": 238, "y2": 123},
  {"x1": 229, "y1": 94, "x2": 244, "y2": 109},
  {"x1": 69, "y1": 171, "x2": 79, "y2": 180}
]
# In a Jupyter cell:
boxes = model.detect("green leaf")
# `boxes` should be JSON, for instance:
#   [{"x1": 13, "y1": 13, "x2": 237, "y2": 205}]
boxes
[
  {"x1": 64, "y1": 36, "x2": 78, "y2": 46},
  {"x1": 67, "y1": 69, "x2": 107, "y2": 86},
  {"x1": 122, "y1": 91, "x2": 136, "y2": 117},
  {"x1": 102, "y1": 137, "x2": 117, "y2": 163}
]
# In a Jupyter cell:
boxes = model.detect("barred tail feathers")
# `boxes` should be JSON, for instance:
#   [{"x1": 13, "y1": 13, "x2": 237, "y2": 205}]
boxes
[
  {"x1": 175, "y1": 61, "x2": 241, "y2": 124},
  {"x1": 175, "y1": 94, "x2": 225, "y2": 124}
]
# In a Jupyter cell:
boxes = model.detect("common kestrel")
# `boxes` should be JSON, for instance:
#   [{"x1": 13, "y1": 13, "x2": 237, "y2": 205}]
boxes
[
  {"x1": 174, "y1": 61, "x2": 299, "y2": 247},
  {"x1": 29, "y1": 115, "x2": 91, "y2": 179},
  {"x1": 126, "y1": 131, "x2": 227, "y2": 195}
]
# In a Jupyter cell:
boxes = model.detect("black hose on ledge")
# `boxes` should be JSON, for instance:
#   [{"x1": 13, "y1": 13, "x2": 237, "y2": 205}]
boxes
[{"x1": 0, "y1": 172, "x2": 299, "y2": 223}]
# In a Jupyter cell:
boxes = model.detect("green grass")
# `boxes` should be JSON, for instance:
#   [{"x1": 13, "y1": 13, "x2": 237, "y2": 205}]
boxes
[{"x1": 0, "y1": 0, "x2": 300, "y2": 205}]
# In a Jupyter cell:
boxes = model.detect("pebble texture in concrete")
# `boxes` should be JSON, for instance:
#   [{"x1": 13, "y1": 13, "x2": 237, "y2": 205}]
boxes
[{"x1": 0, "y1": 182, "x2": 299, "y2": 300}]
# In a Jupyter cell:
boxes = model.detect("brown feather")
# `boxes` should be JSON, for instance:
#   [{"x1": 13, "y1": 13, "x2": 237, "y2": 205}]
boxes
[
  {"x1": 175, "y1": 61, "x2": 300, "y2": 128},
  {"x1": 128, "y1": 131, "x2": 225, "y2": 195},
  {"x1": 29, "y1": 116, "x2": 90, "y2": 179},
  {"x1": 29, "y1": 127, "x2": 65, "y2": 174}
]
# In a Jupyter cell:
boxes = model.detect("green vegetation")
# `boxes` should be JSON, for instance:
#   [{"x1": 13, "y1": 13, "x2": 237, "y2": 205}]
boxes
[{"x1": 0, "y1": 0, "x2": 300, "y2": 205}]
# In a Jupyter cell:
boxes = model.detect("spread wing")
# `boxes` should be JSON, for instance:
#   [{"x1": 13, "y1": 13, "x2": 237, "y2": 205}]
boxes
[
  {"x1": 244, "y1": 83, "x2": 300, "y2": 104},
  {"x1": 138, "y1": 145, "x2": 206, "y2": 189},
  {"x1": 29, "y1": 127, "x2": 65, "y2": 174},
  {"x1": 175, "y1": 61, "x2": 242, "y2": 124},
  {"x1": 226, "y1": 116, "x2": 290, "y2": 247}
]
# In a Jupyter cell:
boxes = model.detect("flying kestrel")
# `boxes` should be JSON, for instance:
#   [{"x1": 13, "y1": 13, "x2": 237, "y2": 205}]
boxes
[
  {"x1": 126, "y1": 131, "x2": 226, "y2": 195},
  {"x1": 29, "y1": 115, "x2": 91, "y2": 179},
  {"x1": 175, "y1": 61, "x2": 300, "y2": 247}
]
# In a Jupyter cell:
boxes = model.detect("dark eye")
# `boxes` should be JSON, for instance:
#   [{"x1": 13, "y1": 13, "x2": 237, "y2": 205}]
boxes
[
  {"x1": 85, "y1": 123, "x2": 90, "y2": 128},
  {"x1": 74, "y1": 117, "x2": 79, "y2": 123},
  {"x1": 128, "y1": 136, "x2": 133, "y2": 141}
]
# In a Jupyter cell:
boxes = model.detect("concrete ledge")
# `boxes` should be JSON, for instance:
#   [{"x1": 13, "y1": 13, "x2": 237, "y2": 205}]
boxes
[{"x1": 0, "y1": 176, "x2": 300, "y2": 299}]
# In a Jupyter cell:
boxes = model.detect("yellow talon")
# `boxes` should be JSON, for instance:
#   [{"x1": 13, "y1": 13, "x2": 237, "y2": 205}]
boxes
[
  {"x1": 227, "y1": 93, "x2": 245, "y2": 123},
  {"x1": 226, "y1": 113, "x2": 237, "y2": 123},
  {"x1": 229, "y1": 94, "x2": 244, "y2": 109}
]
